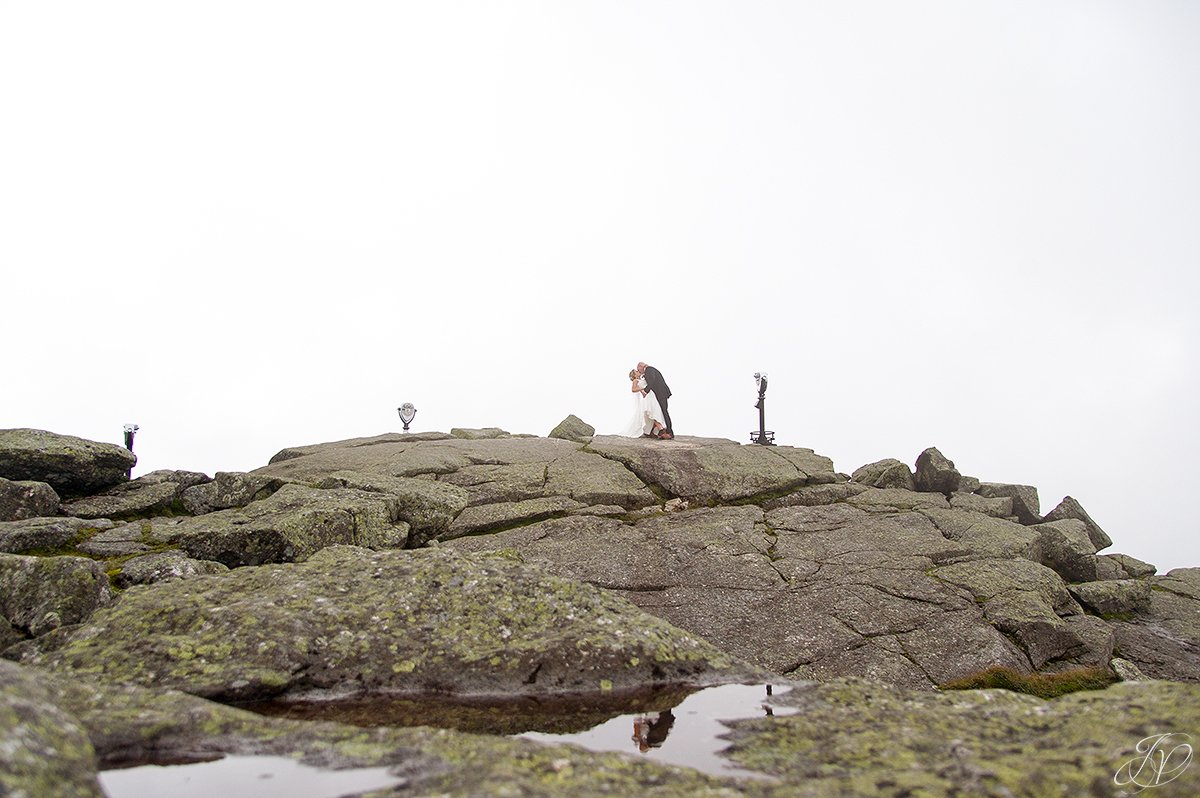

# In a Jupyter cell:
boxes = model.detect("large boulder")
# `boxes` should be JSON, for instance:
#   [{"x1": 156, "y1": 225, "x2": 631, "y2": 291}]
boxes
[
  {"x1": 1068, "y1": 579, "x2": 1153, "y2": 616},
  {"x1": 587, "y1": 435, "x2": 839, "y2": 505},
  {"x1": 976, "y1": 482, "x2": 1041, "y2": 525},
  {"x1": 0, "y1": 477, "x2": 60, "y2": 521},
  {"x1": 0, "y1": 429, "x2": 135, "y2": 498},
  {"x1": 844, "y1": 487, "x2": 950, "y2": 514},
  {"x1": 1096, "y1": 553, "x2": 1157, "y2": 580},
  {"x1": 1031, "y1": 519, "x2": 1099, "y2": 583},
  {"x1": 141, "y1": 484, "x2": 411, "y2": 567},
  {"x1": 0, "y1": 661, "x2": 103, "y2": 798},
  {"x1": 32, "y1": 546, "x2": 760, "y2": 701},
  {"x1": 0, "y1": 554, "x2": 115, "y2": 640},
  {"x1": 913, "y1": 447, "x2": 962, "y2": 493},
  {"x1": 61, "y1": 470, "x2": 212, "y2": 520},
  {"x1": 947, "y1": 491, "x2": 1013, "y2": 518},
  {"x1": 1041, "y1": 495, "x2": 1113, "y2": 551},
  {"x1": 548, "y1": 414, "x2": 595, "y2": 443},
  {"x1": 851, "y1": 459, "x2": 915, "y2": 491}
]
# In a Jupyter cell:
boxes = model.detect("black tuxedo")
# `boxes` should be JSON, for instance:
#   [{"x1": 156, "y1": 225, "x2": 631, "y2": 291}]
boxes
[{"x1": 642, "y1": 366, "x2": 673, "y2": 435}]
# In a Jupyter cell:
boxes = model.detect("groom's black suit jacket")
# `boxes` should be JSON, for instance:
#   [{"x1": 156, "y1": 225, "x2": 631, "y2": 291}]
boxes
[
  {"x1": 642, "y1": 366, "x2": 672, "y2": 433},
  {"x1": 642, "y1": 366, "x2": 671, "y2": 400}
]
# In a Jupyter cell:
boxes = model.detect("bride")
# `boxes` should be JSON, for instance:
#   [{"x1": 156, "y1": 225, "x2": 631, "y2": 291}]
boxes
[{"x1": 622, "y1": 369, "x2": 667, "y2": 438}]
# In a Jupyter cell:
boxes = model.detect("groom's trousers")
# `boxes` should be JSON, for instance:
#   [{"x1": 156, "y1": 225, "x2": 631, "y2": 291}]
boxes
[{"x1": 656, "y1": 395, "x2": 672, "y2": 435}]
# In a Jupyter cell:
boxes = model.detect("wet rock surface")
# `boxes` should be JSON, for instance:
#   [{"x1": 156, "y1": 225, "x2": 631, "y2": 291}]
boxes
[
  {"x1": 7, "y1": 657, "x2": 1200, "y2": 798},
  {"x1": 722, "y1": 678, "x2": 1200, "y2": 797}
]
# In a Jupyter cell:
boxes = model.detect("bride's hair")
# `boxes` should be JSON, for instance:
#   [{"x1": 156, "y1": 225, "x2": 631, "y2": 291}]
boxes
[{"x1": 628, "y1": 369, "x2": 638, "y2": 380}]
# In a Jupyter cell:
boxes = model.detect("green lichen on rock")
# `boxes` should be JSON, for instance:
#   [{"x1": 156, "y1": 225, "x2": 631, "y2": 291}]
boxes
[
  {"x1": 0, "y1": 428, "x2": 135, "y2": 499},
  {"x1": 0, "y1": 553, "x2": 115, "y2": 638},
  {"x1": 0, "y1": 661, "x2": 103, "y2": 797},
  {"x1": 142, "y1": 484, "x2": 410, "y2": 567},
  {"x1": 722, "y1": 678, "x2": 1200, "y2": 797},
  {"x1": 33, "y1": 546, "x2": 759, "y2": 702}
]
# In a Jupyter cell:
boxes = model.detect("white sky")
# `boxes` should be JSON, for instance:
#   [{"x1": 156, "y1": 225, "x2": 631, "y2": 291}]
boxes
[{"x1": 3, "y1": 2, "x2": 1197, "y2": 571}]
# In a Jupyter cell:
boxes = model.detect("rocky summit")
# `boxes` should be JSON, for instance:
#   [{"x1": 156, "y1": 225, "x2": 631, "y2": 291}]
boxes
[{"x1": 2, "y1": 426, "x2": 1198, "y2": 797}]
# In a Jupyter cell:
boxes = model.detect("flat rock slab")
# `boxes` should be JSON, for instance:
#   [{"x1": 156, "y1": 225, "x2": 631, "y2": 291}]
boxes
[
  {"x1": 451, "y1": 505, "x2": 1034, "y2": 689},
  {"x1": 588, "y1": 435, "x2": 838, "y2": 504},
  {"x1": 445, "y1": 496, "x2": 586, "y2": 539},
  {"x1": 0, "y1": 517, "x2": 116, "y2": 555},
  {"x1": 61, "y1": 470, "x2": 212, "y2": 521},
  {"x1": 141, "y1": 483, "x2": 411, "y2": 567},
  {"x1": 256, "y1": 435, "x2": 658, "y2": 513},
  {"x1": 112, "y1": 551, "x2": 229, "y2": 589},
  {"x1": 33, "y1": 545, "x2": 759, "y2": 702},
  {"x1": 920, "y1": 508, "x2": 1041, "y2": 561},
  {"x1": 0, "y1": 429, "x2": 136, "y2": 499}
]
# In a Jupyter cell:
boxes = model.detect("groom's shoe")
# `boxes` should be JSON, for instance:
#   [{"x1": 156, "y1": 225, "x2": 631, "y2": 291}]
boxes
[{"x1": 657, "y1": 431, "x2": 674, "y2": 440}]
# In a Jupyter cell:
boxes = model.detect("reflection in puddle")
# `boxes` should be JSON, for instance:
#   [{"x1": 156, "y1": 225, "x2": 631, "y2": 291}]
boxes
[
  {"x1": 97, "y1": 756, "x2": 405, "y2": 798},
  {"x1": 243, "y1": 684, "x2": 696, "y2": 735},
  {"x1": 522, "y1": 683, "x2": 796, "y2": 779},
  {"x1": 232, "y1": 683, "x2": 795, "y2": 783}
]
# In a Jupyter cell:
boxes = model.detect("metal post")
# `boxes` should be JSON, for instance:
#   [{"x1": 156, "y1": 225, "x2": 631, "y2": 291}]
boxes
[
  {"x1": 757, "y1": 388, "x2": 767, "y2": 443},
  {"x1": 751, "y1": 373, "x2": 775, "y2": 445},
  {"x1": 123, "y1": 424, "x2": 138, "y2": 479}
]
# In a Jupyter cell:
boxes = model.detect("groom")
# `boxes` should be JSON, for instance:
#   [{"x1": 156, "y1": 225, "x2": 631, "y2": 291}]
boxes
[{"x1": 637, "y1": 361, "x2": 673, "y2": 440}]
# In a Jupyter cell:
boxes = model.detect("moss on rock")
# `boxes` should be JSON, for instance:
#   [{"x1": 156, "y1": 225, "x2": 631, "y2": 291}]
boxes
[{"x1": 33, "y1": 546, "x2": 759, "y2": 702}]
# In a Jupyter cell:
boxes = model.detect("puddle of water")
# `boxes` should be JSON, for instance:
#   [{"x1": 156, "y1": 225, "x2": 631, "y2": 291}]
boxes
[
  {"x1": 98, "y1": 755, "x2": 405, "y2": 798},
  {"x1": 242, "y1": 684, "x2": 697, "y2": 735},
  {"x1": 220, "y1": 683, "x2": 793, "y2": 785},
  {"x1": 521, "y1": 683, "x2": 795, "y2": 779}
]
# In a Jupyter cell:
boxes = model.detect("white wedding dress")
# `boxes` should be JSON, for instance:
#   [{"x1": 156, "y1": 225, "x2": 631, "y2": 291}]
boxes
[{"x1": 621, "y1": 377, "x2": 667, "y2": 437}]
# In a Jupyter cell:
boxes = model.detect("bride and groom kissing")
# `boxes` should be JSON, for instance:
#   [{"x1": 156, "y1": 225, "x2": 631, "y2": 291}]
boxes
[{"x1": 625, "y1": 361, "x2": 674, "y2": 440}]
